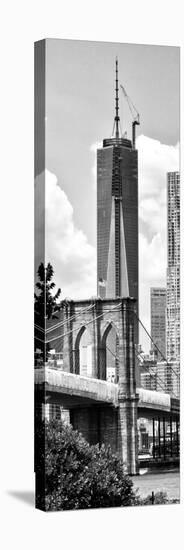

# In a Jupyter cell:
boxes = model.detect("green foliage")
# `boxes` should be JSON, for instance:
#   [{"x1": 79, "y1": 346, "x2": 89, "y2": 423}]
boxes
[{"x1": 36, "y1": 419, "x2": 138, "y2": 511}]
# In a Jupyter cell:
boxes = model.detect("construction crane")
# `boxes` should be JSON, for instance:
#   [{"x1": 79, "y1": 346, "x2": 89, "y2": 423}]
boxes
[{"x1": 120, "y1": 84, "x2": 140, "y2": 149}]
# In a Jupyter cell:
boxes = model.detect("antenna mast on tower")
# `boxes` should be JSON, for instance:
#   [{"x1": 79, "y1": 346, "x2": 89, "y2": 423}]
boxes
[{"x1": 115, "y1": 57, "x2": 120, "y2": 139}]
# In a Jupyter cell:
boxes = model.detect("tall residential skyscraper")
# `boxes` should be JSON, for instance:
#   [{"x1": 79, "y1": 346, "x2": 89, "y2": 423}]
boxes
[
  {"x1": 166, "y1": 171, "x2": 180, "y2": 362},
  {"x1": 97, "y1": 59, "x2": 139, "y2": 319},
  {"x1": 150, "y1": 287, "x2": 166, "y2": 360}
]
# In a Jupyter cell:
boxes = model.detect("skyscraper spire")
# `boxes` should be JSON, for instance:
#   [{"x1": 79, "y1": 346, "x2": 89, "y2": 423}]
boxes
[{"x1": 115, "y1": 57, "x2": 120, "y2": 139}]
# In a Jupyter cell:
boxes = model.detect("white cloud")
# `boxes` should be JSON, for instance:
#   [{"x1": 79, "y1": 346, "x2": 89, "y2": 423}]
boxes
[
  {"x1": 139, "y1": 232, "x2": 166, "y2": 285},
  {"x1": 34, "y1": 170, "x2": 45, "y2": 272},
  {"x1": 137, "y1": 135, "x2": 179, "y2": 200},
  {"x1": 137, "y1": 136, "x2": 179, "y2": 287},
  {"x1": 90, "y1": 141, "x2": 102, "y2": 187},
  {"x1": 140, "y1": 195, "x2": 167, "y2": 239},
  {"x1": 138, "y1": 135, "x2": 179, "y2": 239},
  {"x1": 137, "y1": 135, "x2": 179, "y2": 350},
  {"x1": 35, "y1": 169, "x2": 96, "y2": 300},
  {"x1": 90, "y1": 142, "x2": 102, "y2": 154}
]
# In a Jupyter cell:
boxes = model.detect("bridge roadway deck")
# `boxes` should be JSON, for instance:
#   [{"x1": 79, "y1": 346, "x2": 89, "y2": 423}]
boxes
[{"x1": 35, "y1": 367, "x2": 179, "y2": 414}]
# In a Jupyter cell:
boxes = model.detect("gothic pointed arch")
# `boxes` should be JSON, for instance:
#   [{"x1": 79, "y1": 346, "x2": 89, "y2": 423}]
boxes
[
  {"x1": 101, "y1": 320, "x2": 119, "y2": 345},
  {"x1": 98, "y1": 322, "x2": 119, "y2": 382},
  {"x1": 74, "y1": 325, "x2": 92, "y2": 376}
]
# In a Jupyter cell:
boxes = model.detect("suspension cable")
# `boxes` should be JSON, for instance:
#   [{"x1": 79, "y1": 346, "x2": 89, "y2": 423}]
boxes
[
  {"x1": 135, "y1": 351, "x2": 176, "y2": 396},
  {"x1": 106, "y1": 341, "x2": 177, "y2": 398},
  {"x1": 35, "y1": 302, "x2": 96, "y2": 333},
  {"x1": 134, "y1": 311, "x2": 179, "y2": 379},
  {"x1": 46, "y1": 302, "x2": 96, "y2": 333},
  {"x1": 35, "y1": 302, "x2": 122, "y2": 345}
]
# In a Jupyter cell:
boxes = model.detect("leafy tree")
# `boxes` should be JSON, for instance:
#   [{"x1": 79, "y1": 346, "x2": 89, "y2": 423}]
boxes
[
  {"x1": 35, "y1": 419, "x2": 139, "y2": 511},
  {"x1": 34, "y1": 262, "x2": 61, "y2": 327},
  {"x1": 34, "y1": 262, "x2": 61, "y2": 361}
]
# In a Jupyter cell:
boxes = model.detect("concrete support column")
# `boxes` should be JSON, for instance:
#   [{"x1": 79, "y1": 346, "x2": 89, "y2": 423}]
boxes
[
  {"x1": 117, "y1": 300, "x2": 139, "y2": 474},
  {"x1": 129, "y1": 399, "x2": 139, "y2": 474},
  {"x1": 118, "y1": 398, "x2": 139, "y2": 475},
  {"x1": 117, "y1": 401, "x2": 128, "y2": 469}
]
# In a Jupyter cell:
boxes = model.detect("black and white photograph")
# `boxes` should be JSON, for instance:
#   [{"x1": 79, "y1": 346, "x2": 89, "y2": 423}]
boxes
[{"x1": 34, "y1": 38, "x2": 180, "y2": 512}]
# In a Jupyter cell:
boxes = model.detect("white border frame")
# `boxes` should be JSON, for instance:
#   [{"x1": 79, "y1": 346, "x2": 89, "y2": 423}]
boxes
[{"x1": 1, "y1": 1, "x2": 184, "y2": 549}]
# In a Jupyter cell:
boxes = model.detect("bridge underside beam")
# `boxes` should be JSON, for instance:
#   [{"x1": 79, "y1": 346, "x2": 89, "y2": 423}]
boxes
[
  {"x1": 138, "y1": 407, "x2": 179, "y2": 421},
  {"x1": 35, "y1": 384, "x2": 119, "y2": 409},
  {"x1": 36, "y1": 388, "x2": 117, "y2": 409}
]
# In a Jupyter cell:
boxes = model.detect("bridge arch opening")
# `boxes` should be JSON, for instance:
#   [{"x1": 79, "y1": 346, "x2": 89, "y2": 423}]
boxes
[
  {"x1": 99, "y1": 323, "x2": 119, "y2": 382},
  {"x1": 75, "y1": 326, "x2": 93, "y2": 377}
]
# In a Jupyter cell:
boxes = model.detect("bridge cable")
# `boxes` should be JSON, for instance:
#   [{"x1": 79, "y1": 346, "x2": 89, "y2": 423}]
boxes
[
  {"x1": 35, "y1": 302, "x2": 96, "y2": 333},
  {"x1": 35, "y1": 303, "x2": 122, "y2": 345},
  {"x1": 105, "y1": 341, "x2": 177, "y2": 398},
  {"x1": 135, "y1": 351, "x2": 177, "y2": 396},
  {"x1": 134, "y1": 311, "x2": 180, "y2": 380}
]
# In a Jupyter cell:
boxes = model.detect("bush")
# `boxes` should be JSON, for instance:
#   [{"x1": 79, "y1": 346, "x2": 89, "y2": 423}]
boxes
[{"x1": 35, "y1": 419, "x2": 138, "y2": 511}]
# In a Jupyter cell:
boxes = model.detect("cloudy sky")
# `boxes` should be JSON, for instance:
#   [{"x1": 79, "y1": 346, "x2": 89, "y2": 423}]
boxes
[{"x1": 35, "y1": 39, "x2": 179, "y2": 350}]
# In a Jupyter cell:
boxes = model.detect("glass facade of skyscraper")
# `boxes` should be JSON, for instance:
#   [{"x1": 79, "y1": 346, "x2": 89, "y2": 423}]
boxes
[
  {"x1": 97, "y1": 138, "x2": 138, "y2": 310},
  {"x1": 150, "y1": 287, "x2": 166, "y2": 360},
  {"x1": 166, "y1": 172, "x2": 180, "y2": 363}
]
